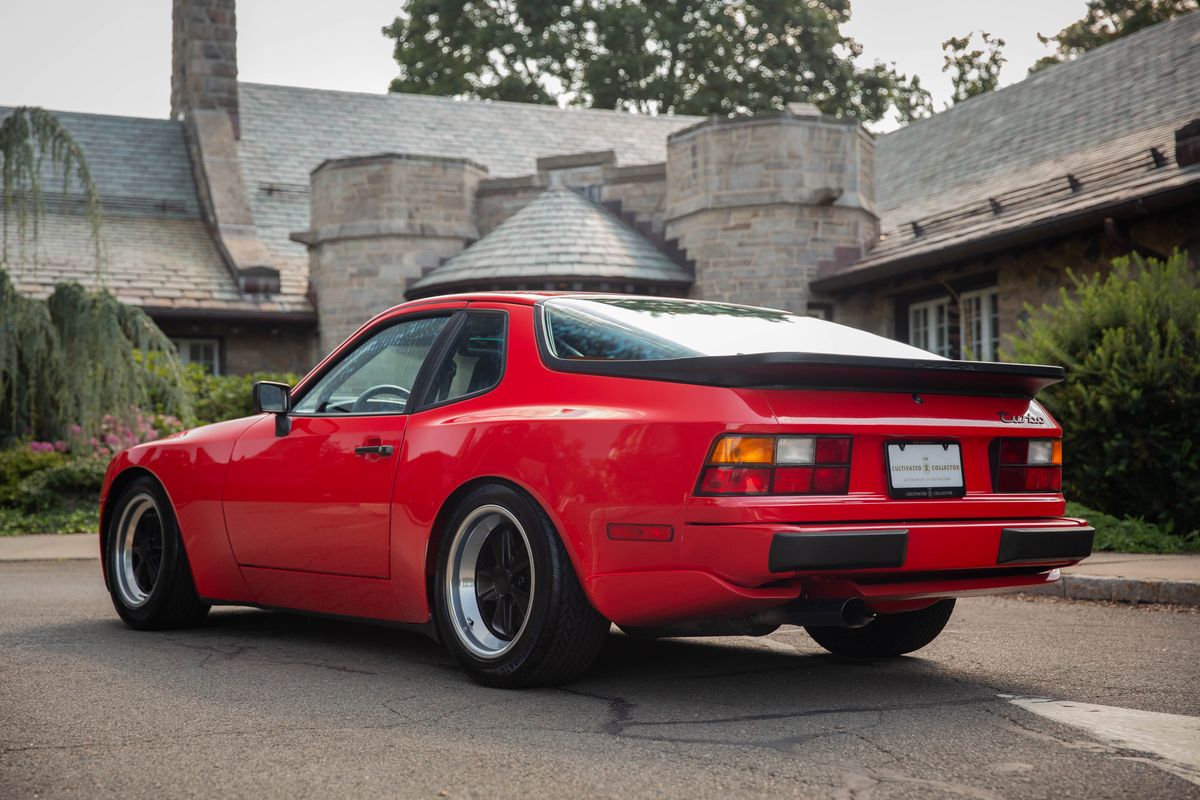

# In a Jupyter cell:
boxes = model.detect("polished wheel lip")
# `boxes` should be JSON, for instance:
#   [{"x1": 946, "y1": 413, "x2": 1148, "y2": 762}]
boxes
[
  {"x1": 445, "y1": 504, "x2": 536, "y2": 660},
  {"x1": 112, "y1": 493, "x2": 163, "y2": 609}
]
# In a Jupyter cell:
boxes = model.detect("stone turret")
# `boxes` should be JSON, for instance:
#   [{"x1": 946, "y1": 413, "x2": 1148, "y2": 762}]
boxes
[
  {"x1": 295, "y1": 154, "x2": 487, "y2": 352},
  {"x1": 664, "y1": 103, "x2": 878, "y2": 313}
]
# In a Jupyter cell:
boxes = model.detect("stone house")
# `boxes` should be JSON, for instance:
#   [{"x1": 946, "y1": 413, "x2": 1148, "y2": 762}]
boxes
[{"x1": 2, "y1": 0, "x2": 1197, "y2": 373}]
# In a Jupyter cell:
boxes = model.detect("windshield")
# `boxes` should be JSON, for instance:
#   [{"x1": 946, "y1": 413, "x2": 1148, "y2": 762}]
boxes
[{"x1": 542, "y1": 297, "x2": 941, "y2": 361}]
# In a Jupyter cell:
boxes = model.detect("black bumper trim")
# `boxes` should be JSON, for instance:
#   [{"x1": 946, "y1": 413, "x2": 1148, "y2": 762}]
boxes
[
  {"x1": 768, "y1": 530, "x2": 908, "y2": 573},
  {"x1": 997, "y1": 527, "x2": 1095, "y2": 565}
]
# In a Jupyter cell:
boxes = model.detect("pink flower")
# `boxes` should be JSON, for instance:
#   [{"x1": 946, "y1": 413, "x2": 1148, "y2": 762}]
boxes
[
  {"x1": 54, "y1": 441, "x2": 68, "y2": 452},
  {"x1": 68, "y1": 424, "x2": 83, "y2": 436}
]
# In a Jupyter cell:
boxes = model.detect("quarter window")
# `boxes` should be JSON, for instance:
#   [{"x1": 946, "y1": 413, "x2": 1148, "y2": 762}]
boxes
[
  {"x1": 291, "y1": 316, "x2": 449, "y2": 415},
  {"x1": 420, "y1": 312, "x2": 507, "y2": 407}
]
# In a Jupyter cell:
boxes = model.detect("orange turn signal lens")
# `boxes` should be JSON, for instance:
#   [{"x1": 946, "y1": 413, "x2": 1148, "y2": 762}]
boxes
[
  {"x1": 709, "y1": 436, "x2": 775, "y2": 464},
  {"x1": 1052, "y1": 439, "x2": 1063, "y2": 465}
]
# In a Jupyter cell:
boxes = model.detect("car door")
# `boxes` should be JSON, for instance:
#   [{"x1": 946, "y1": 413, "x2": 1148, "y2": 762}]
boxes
[{"x1": 222, "y1": 309, "x2": 459, "y2": 578}]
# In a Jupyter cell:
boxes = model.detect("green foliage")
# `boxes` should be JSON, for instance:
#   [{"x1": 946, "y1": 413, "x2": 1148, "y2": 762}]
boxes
[
  {"x1": 0, "y1": 274, "x2": 58, "y2": 444},
  {"x1": 383, "y1": 0, "x2": 934, "y2": 123},
  {"x1": 1068, "y1": 502, "x2": 1199, "y2": 554},
  {"x1": 0, "y1": 505, "x2": 96, "y2": 536},
  {"x1": 1031, "y1": 0, "x2": 1197, "y2": 73},
  {"x1": 0, "y1": 446, "x2": 64, "y2": 504},
  {"x1": 0, "y1": 106, "x2": 103, "y2": 271},
  {"x1": 1008, "y1": 252, "x2": 1200, "y2": 539},
  {"x1": 15, "y1": 456, "x2": 106, "y2": 513},
  {"x1": 189, "y1": 367, "x2": 300, "y2": 426},
  {"x1": 942, "y1": 31, "x2": 1006, "y2": 104},
  {"x1": 0, "y1": 270, "x2": 193, "y2": 442}
]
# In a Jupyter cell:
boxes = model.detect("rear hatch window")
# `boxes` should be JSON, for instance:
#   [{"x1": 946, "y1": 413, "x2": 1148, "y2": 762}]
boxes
[{"x1": 542, "y1": 297, "x2": 939, "y2": 361}]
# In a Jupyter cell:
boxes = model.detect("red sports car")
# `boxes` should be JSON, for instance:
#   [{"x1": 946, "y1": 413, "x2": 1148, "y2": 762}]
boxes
[{"x1": 99, "y1": 293, "x2": 1093, "y2": 686}]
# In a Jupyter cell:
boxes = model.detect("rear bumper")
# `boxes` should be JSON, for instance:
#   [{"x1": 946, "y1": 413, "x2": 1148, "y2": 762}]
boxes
[
  {"x1": 586, "y1": 518, "x2": 1093, "y2": 627},
  {"x1": 768, "y1": 525, "x2": 1094, "y2": 572}
]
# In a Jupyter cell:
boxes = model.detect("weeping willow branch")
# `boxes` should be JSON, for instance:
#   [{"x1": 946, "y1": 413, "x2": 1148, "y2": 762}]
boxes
[
  {"x1": 0, "y1": 107, "x2": 103, "y2": 274},
  {"x1": 0, "y1": 269, "x2": 192, "y2": 443}
]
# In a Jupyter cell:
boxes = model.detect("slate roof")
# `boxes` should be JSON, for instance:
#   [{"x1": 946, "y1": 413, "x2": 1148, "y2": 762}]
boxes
[
  {"x1": 0, "y1": 108, "x2": 310, "y2": 316},
  {"x1": 817, "y1": 10, "x2": 1200, "y2": 291},
  {"x1": 236, "y1": 83, "x2": 700, "y2": 286},
  {"x1": 408, "y1": 188, "x2": 694, "y2": 296}
]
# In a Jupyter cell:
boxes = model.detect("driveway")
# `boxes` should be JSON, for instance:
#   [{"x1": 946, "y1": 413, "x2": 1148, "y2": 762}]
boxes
[{"x1": 1, "y1": 560, "x2": 1197, "y2": 798}]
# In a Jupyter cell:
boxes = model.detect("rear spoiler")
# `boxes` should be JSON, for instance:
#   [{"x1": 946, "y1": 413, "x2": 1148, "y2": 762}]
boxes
[{"x1": 545, "y1": 352, "x2": 1065, "y2": 398}]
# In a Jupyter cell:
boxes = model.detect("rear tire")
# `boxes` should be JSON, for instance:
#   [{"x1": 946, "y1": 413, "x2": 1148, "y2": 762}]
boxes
[
  {"x1": 435, "y1": 484, "x2": 609, "y2": 687},
  {"x1": 805, "y1": 599, "x2": 955, "y2": 659},
  {"x1": 105, "y1": 476, "x2": 210, "y2": 630}
]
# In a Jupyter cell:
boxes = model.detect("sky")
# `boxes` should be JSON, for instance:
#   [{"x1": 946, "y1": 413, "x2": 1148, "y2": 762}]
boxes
[{"x1": 0, "y1": 0, "x2": 1089, "y2": 123}]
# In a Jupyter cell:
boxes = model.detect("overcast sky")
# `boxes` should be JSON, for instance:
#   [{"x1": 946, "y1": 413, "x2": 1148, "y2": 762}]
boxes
[{"x1": 1, "y1": 0, "x2": 1087, "y2": 123}]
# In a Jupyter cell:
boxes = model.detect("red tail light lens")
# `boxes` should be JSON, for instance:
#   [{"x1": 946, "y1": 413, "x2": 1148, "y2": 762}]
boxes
[
  {"x1": 995, "y1": 438, "x2": 1062, "y2": 493},
  {"x1": 699, "y1": 435, "x2": 852, "y2": 496}
]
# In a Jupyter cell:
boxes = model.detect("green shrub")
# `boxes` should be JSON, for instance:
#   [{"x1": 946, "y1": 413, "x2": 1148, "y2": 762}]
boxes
[
  {"x1": 0, "y1": 447, "x2": 65, "y2": 504},
  {"x1": 16, "y1": 456, "x2": 107, "y2": 512},
  {"x1": 190, "y1": 368, "x2": 300, "y2": 425},
  {"x1": 1067, "y1": 502, "x2": 1199, "y2": 554},
  {"x1": 1008, "y1": 252, "x2": 1200, "y2": 539},
  {"x1": 0, "y1": 505, "x2": 97, "y2": 536}
]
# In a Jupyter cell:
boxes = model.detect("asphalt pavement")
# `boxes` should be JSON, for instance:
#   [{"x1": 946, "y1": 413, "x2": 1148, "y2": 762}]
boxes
[{"x1": 2, "y1": 560, "x2": 1198, "y2": 799}]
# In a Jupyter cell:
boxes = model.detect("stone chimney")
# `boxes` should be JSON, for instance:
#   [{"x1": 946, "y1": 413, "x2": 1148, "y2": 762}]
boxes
[{"x1": 171, "y1": 0, "x2": 240, "y2": 136}]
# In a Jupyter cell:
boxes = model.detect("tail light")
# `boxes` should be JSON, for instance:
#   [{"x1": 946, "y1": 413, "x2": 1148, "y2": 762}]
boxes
[
  {"x1": 698, "y1": 435, "x2": 852, "y2": 496},
  {"x1": 994, "y1": 438, "x2": 1062, "y2": 492}
]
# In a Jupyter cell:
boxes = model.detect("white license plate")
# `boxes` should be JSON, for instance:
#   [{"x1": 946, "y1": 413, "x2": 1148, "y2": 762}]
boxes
[{"x1": 886, "y1": 443, "x2": 965, "y2": 499}]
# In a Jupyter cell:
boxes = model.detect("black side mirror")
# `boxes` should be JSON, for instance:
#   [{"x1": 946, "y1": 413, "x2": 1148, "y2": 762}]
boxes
[
  {"x1": 252, "y1": 381, "x2": 291, "y2": 414},
  {"x1": 252, "y1": 381, "x2": 292, "y2": 436}
]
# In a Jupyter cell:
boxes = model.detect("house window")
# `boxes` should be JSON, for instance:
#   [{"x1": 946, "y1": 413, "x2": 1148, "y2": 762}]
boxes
[
  {"x1": 907, "y1": 297, "x2": 953, "y2": 357},
  {"x1": 960, "y1": 287, "x2": 1000, "y2": 361},
  {"x1": 173, "y1": 338, "x2": 221, "y2": 374},
  {"x1": 807, "y1": 303, "x2": 833, "y2": 321},
  {"x1": 905, "y1": 286, "x2": 999, "y2": 361}
]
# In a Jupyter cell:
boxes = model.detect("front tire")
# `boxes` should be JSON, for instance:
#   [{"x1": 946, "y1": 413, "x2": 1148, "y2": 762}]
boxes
[
  {"x1": 105, "y1": 476, "x2": 210, "y2": 630},
  {"x1": 805, "y1": 599, "x2": 955, "y2": 659},
  {"x1": 435, "y1": 485, "x2": 609, "y2": 687}
]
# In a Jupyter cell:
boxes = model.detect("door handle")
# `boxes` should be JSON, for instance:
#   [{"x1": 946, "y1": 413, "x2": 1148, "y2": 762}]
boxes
[{"x1": 354, "y1": 444, "x2": 394, "y2": 457}]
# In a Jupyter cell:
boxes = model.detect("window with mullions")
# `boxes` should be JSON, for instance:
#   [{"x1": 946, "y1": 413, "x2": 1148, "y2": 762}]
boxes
[
  {"x1": 905, "y1": 287, "x2": 999, "y2": 361},
  {"x1": 907, "y1": 297, "x2": 952, "y2": 358},
  {"x1": 960, "y1": 288, "x2": 1000, "y2": 361},
  {"x1": 173, "y1": 338, "x2": 221, "y2": 374}
]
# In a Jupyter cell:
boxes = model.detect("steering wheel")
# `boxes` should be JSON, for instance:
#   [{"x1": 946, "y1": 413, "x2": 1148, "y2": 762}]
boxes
[{"x1": 351, "y1": 384, "x2": 411, "y2": 413}]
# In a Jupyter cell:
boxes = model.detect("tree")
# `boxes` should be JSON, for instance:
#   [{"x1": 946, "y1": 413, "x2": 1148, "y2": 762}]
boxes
[
  {"x1": 942, "y1": 31, "x2": 1005, "y2": 105},
  {"x1": 1031, "y1": 0, "x2": 1198, "y2": 73},
  {"x1": 1007, "y1": 252, "x2": 1200, "y2": 540},
  {"x1": 383, "y1": 0, "x2": 936, "y2": 123},
  {"x1": 0, "y1": 107, "x2": 102, "y2": 271},
  {"x1": 0, "y1": 270, "x2": 193, "y2": 443}
]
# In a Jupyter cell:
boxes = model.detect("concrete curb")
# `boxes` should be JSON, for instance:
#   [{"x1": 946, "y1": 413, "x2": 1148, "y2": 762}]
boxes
[{"x1": 1022, "y1": 574, "x2": 1200, "y2": 606}]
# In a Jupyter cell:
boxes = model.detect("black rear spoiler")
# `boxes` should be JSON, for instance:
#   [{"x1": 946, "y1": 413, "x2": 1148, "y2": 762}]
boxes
[{"x1": 545, "y1": 352, "x2": 1065, "y2": 398}]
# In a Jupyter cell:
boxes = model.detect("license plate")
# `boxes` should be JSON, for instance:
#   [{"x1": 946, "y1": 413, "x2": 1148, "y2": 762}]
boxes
[{"x1": 886, "y1": 443, "x2": 965, "y2": 499}]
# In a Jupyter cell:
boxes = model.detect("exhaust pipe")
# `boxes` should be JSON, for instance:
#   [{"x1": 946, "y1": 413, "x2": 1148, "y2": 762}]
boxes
[
  {"x1": 750, "y1": 598, "x2": 875, "y2": 629},
  {"x1": 618, "y1": 598, "x2": 875, "y2": 639}
]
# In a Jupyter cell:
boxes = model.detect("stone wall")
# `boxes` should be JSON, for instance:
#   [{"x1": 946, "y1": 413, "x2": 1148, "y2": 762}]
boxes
[
  {"x1": 298, "y1": 154, "x2": 486, "y2": 353},
  {"x1": 663, "y1": 107, "x2": 878, "y2": 313}
]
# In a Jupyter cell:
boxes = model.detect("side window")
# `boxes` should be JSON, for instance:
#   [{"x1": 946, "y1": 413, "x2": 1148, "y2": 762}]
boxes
[
  {"x1": 292, "y1": 316, "x2": 449, "y2": 415},
  {"x1": 421, "y1": 312, "x2": 507, "y2": 407}
]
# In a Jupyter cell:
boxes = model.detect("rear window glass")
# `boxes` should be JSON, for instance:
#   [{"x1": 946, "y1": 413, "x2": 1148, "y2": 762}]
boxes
[{"x1": 542, "y1": 297, "x2": 940, "y2": 361}]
